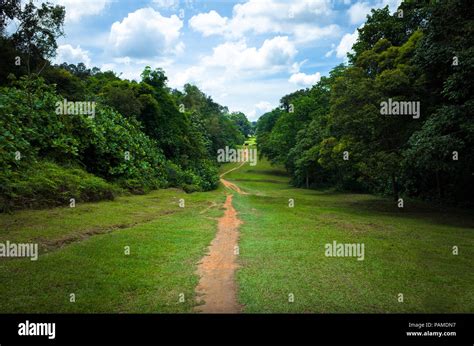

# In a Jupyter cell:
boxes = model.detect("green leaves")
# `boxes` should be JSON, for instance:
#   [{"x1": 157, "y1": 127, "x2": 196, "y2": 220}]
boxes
[{"x1": 256, "y1": 1, "x2": 473, "y2": 205}]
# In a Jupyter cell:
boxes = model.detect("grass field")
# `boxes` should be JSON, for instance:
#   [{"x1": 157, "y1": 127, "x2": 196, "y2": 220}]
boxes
[
  {"x1": 224, "y1": 159, "x2": 474, "y2": 313},
  {"x1": 0, "y1": 188, "x2": 226, "y2": 312},
  {"x1": 0, "y1": 158, "x2": 473, "y2": 313}
]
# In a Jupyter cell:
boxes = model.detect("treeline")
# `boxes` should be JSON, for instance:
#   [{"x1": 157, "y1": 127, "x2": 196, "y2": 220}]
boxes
[
  {"x1": 257, "y1": 1, "x2": 473, "y2": 205},
  {"x1": 0, "y1": 1, "x2": 251, "y2": 211}
]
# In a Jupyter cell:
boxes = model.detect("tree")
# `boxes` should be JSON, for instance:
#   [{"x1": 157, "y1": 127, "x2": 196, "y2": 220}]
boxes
[
  {"x1": 349, "y1": 3, "x2": 427, "y2": 63},
  {"x1": 256, "y1": 0, "x2": 473, "y2": 205},
  {"x1": 100, "y1": 80, "x2": 142, "y2": 118},
  {"x1": 228, "y1": 112, "x2": 252, "y2": 137},
  {"x1": 7, "y1": 1, "x2": 65, "y2": 75},
  {"x1": 0, "y1": 0, "x2": 21, "y2": 36}
]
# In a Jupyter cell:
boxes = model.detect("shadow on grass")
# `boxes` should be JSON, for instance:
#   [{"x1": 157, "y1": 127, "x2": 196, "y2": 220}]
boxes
[
  {"x1": 241, "y1": 160, "x2": 474, "y2": 230},
  {"x1": 342, "y1": 198, "x2": 474, "y2": 229}
]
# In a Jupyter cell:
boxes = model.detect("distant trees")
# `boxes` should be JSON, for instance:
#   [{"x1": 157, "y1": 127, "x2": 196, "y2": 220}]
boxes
[
  {"x1": 174, "y1": 83, "x2": 245, "y2": 156},
  {"x1": 257, "y1": 1, "x2": 473, "y2": 205},
  {"x1": 228, "y1": 112, "x2": 253, "y2": 137}
]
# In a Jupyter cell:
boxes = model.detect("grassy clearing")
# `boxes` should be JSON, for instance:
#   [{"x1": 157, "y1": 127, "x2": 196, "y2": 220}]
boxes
[
  {"x1": 1, "y1": 156, "x2": 472, "y2": 313},
  {"x1": 0, "y1": 187, "x2": 226, "y2": 313},
  {"x1": 224, "y1": 159, "x2": 474, "y2": 313}
]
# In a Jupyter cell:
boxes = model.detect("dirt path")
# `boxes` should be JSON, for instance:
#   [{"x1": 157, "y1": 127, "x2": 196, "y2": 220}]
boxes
[
  {"x1": 219, "y1": 161, "x2": 248, "y2": 195},
  {"x1": 220, "y1": 179, "x2": 248, "y2": 195},
  {"x1": 194, "y1": 163, "x2": 246, "y2": 313}
]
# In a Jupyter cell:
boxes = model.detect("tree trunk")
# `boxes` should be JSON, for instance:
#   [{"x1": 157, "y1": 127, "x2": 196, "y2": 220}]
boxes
[{"x1": 305, "y1": 172, "x2": 309, "y2": 188}]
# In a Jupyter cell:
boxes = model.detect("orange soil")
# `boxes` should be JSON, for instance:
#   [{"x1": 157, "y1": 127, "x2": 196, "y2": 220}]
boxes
[{"x1": 194, "y1": 163, "x2": 246, "y2": 313}]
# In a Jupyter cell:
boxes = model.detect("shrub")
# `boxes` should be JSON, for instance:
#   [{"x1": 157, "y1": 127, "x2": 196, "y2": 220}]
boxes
[
  {"x1": 80, "y1": 105, "x2": 168, "y2": 191},
  {"x1": 0, "y1": 76, "x2": 169, "y2": 193},
  {"x1": 192, "y1": 159, "x2": 219, "y2": 191},
  {"x1": 163, "y1": 160, "x2": 219, "y2": 193},
  {"x1": 0, "y1": 161, "x2": 120, "y2": 212}
]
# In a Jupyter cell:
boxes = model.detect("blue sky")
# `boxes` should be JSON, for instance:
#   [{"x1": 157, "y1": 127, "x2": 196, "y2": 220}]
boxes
[{"x1": 44, "y1": 0, "x2": 401, "y2": 120}]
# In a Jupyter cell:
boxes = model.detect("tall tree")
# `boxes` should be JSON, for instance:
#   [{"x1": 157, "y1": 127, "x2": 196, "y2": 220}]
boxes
[{"x1": 7, "y1": 0, "x2": 65, "y2": 75}]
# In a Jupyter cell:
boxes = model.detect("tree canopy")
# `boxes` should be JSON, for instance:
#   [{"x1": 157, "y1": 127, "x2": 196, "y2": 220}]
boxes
[{"x1": 257, "y1": 1, "x2": 473, "y2": 205}]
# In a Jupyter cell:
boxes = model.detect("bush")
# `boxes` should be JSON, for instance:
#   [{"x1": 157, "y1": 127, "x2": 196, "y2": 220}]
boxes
[
  {"x1": 0, "y1": 75, "x2": 222, "y2": 211},
  {"x1": 182, "y1": 184, "x2": 201, "y2": 193},
  {"x1": 192, "y1": 159, "x2": 219, "y2": 191},
  {"x1": 163, "y1": 160, "x2": 219, "y2": 193},
  {"x1": 0, "y1": 76, "x2": 169, "y2": 193},
  {"x1": 80, "y1": 105, "x2": 168, "y2": 191},
  {"x1": 0, "y1": 161, "x2": 120, "y2": 212}
]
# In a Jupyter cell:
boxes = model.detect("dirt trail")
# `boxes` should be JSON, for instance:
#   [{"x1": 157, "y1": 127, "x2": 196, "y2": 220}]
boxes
[
  {"x1": 219, "y1": 161, "x2": 248, "y2": 195},
  {"x1": 194, "y1": 163, "x2": 246, "y2": 313},
  {"x1": 220, "y1": 179, "x2": 248, "y2": 195}
]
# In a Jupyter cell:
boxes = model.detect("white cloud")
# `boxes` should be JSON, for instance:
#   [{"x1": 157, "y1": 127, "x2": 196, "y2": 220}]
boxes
[
  {"x1": 247, "y1": 101, "x2": 274, "y2": 120},
  {"x1": 288, "y1": 0, "x2": 333, "y2": 17},
  {"x1": 230, "y1": 0, "x2": 332, "y2": 28},
  {"x1": 47, "y1": 0, "x2": 111, "y2": 22},
  {"x1": 188, "y1": 0, "x2": 338, "y2": 43},
  {"x1": 166, "y1": 37, "x2": 300, "y2": 120},
  {"x1": 54, "y1": 44, "x2": 91, "y2": 65},
  {"x1": 325, "y1": 43, "x2": 336, "y2": 58},
  {"x1": 166, "y1": 60, "x2": 294, "y2": 121},
  {"x1": 347, "y1": 2, "x2": 372, "y2": 25},
  {"x1": 293, "y1": 23, "x2": 341, "y2": 44},
  {"x1": 289, "y1": 71, "x2": 321, "y2": 86},
  {"x1": 336, "y1": 29, "x2": 358, "y2": 59},
  {"x1": 347, "y1": 0, "x2": 402, "y2": 25},
  {"x1": 188, "y1": 10, "x2": 228, "y2": 36},
  {"x1": 290, "y1": 59, "x2": 307, "y2": 73},
  {"x1": 255, "y1": 101, "x2": 273, "y2": 112},
  {"x1": 108, "y1": 8, "x2": 184, "y2": 58},
  {"x1": 201, "y1": 36, "x2": 297, "y2": 74},
  {"x1": 152, "y1": 0, "x2": 180, "y2": 10}
]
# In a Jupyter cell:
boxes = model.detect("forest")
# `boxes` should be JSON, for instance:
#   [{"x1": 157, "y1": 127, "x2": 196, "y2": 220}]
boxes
[
  {"x1": 2, "y1": 1, "x2": 472, "y2": 211},
  {"x1": 0, "y1": 1, "x2": 252, "y2": 211},
  {"x1": 256, "y1": 0, "x2": 473, "y2": 206}
]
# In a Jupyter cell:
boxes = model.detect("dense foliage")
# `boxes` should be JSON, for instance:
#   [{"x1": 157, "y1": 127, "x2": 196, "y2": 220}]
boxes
[
  {"x1": 257, "y1": 1, "x2": 473, "y2": 206},
  {"x1": 0, "y1": 1, "x2": 248, "y2": 211}
]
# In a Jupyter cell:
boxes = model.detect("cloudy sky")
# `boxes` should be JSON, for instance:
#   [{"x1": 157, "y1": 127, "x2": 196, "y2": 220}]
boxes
[{"x1": 46, "y1": 0, "x2": 401, "y2": 120}]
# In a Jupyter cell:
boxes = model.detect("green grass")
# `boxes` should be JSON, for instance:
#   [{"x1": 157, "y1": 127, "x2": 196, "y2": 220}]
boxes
[
  {"x1": 0, "y1": 157, "x2": 473, "y2": 313},
  {"x1": 243, "y1": 136, "x2": 256, "y2": 146},
  {"x1": 223, "y1": 159, "x2": 474, "y2": 313},
  {"x1": 0, "y1": 187, "x2": 226, "y2": 312}
]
